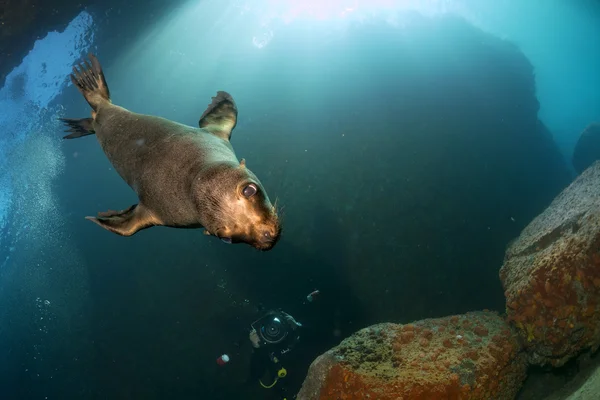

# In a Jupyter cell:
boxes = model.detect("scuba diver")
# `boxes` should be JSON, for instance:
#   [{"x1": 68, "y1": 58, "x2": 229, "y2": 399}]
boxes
[
  {"x1": 248, "y1": 309, "x2": 301, "y2": 399},
  {"x1": 246, "y1": 291, "x2": 319, "y2": 399}
]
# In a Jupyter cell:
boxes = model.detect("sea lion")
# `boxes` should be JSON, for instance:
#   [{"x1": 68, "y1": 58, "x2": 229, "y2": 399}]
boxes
[{"x1": 60, "y1": 53, "x2": 281, "y2": 251}]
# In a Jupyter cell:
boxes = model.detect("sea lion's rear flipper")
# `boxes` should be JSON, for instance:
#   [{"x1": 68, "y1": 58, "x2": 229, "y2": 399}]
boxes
[
  {"x1": 199, "y1": 91, "x2": 238, "y2": 141},
  {"x1": 70, "y1": 53, "x2": 111, "y2": 111},
  {"x1": 85, "y1": 204, "x2": 159, "y2": 236},
  {"x1": 59, "y1": 118, "x2": 95, "y2": 139}
]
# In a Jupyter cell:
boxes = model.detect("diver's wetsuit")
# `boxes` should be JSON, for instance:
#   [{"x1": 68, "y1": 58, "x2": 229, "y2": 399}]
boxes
[
  {"x1": 247, "y1": 306, "x2": 313, "y2": 400},
  {"x1": 249, "y1": 333, "x2": 299, "y2": 398}
]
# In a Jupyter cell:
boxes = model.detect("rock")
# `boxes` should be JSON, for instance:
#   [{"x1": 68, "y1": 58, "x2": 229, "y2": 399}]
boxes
[
  {"x1": 572, "y1": 123, "x2": 600, "y2": 174},
  {"x1": 561, "y1": 366, "x2": 600, "y2": 400},
  {"x1": 547, "y1": 367, "x2": 600, "y2": 400},
  {"x1": 500, "y1": 161, "x2": 600, "y2": 367},
  {"x1": 539, "y1": 353, "x2": 600, "y2": 400},
  {"x1": 261, "y1": 15, "x2": 572, "y2": 326},
  {"x1": 0, "y1": 0, "x2": 83, "y2": 86},
  {"x1": 0, "y1": 0, "x2": 183, "y2": 88},
  {"x1": 297, "y1": 311, "x2": 526, "y2": 400}
]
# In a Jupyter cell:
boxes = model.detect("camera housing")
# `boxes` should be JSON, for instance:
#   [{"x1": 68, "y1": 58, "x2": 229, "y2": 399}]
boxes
[{"x1": 251, "y1": 310, "x2": 292, "y2": 345}]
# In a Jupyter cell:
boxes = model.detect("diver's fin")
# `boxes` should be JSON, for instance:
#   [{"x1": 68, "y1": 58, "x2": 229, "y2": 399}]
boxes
[
  {"x1": 199, "y1": 91, "x2": 238, "y2": 141},
  {"x1": 70, "y1": 53, "x2": 111, "y2": 111},
  {"x1": 85, "y1": 203, "x2": 160, "y2": 236},
  {"x1": 59, "y1": 117, "x2": 95, "y2": 139}
]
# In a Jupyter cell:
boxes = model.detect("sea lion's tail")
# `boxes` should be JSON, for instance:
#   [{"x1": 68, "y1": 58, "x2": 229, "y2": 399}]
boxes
[{"x1": 70, "y1": 53, "x2": 111, "y2": 111}]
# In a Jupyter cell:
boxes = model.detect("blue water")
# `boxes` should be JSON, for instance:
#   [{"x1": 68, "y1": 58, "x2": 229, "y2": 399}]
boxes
[{"x1": 0, "y1": 1, "x2": 598, "y2": 399}]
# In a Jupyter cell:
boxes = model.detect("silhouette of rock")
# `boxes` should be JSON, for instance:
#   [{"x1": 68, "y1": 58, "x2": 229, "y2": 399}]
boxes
[
  {"x1": 0, "y1": 0, "x2": 185, "y2": 87},
  {"x1": 256, "y1": 14, "x2": 572, "y2": 325},
  {"x1": 500, "y1": 161, "x2": 600, "y2": 367},
  {"x1": 572, "y1": 122, "x2": 600, "y2": 174}
]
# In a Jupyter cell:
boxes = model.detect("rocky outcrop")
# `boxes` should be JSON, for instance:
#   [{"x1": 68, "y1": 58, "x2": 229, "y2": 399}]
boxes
[
  {"x1": 500, "y1": 161, "x2": 600, "y2": 367},
  {"x1": 261, "y1": 14, "x2": 573, "y2": 328},
  {"x1": 297, "y1": 311, "x2": 526, "y2": 400},
  {"x1": 0, "y1": 0, "x2": 83, "y2": 86},
  {"x1": 0, "y1": 0, "x2": 186, "y2": 88},
  {"x1": 572, "y1": 123, "x2": 600, "y2": 174}
]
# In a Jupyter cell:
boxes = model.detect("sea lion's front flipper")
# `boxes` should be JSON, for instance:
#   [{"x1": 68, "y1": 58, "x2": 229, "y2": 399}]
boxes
[
  {"x1": 85, "y1": 204, "x2": 160, "y2": 236},
  {"x1": 199, "y1": 91, "x2": 238, "y2": 141}
]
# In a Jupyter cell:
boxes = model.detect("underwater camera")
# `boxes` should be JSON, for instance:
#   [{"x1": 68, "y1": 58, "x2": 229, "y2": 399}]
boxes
[{"x1": 251, "y1": 311, "x2": 291, "y2": 345}]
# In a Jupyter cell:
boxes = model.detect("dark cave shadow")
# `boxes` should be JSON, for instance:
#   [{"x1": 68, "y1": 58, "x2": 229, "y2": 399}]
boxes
[{"x1": 210, "y1": 205, "x2": 367, "y2": 399}]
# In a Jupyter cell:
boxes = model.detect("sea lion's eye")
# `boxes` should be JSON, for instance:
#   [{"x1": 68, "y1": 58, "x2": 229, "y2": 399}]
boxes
[{"x1": 242, "y1": 183, "x2": 258, "y2": 198}]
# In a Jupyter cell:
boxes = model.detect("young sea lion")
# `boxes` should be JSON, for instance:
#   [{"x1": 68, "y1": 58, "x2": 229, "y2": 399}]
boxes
[{"x1": 60, "y1": 53, "x2": 281, "y2": 251}]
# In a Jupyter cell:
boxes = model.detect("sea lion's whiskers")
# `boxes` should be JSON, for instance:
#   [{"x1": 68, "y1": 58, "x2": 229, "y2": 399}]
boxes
[{"x1": 62, "y1": 53, "x2": 282, "y2": 250}]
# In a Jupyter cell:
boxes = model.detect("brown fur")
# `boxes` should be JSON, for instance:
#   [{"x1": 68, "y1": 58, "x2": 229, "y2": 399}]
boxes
[{"x1": 63, "y1": 53, "x2": 281, "y2": 251}]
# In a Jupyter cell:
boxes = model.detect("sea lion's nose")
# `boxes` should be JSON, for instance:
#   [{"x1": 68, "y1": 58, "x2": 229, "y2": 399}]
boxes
[
  {"x1": 260, "y1": 227, "x2": 278, "y2": 242},
  {"x1": 254, "y1": 225, "x2": 280, "y2": 251}
]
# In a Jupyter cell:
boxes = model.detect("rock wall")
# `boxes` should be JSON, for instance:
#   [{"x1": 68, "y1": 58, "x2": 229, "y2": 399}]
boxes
[
  {"x1": 572, "y1": 122, "x2": 600, "y2": 174},
  {"x1": 500, "y1": 161, "x2": 600, "y2": 367},
  {"x1": 0, "y1": 0, "x2": 186, "y2": 87},
  {"x1": 248, "y1": 15, "x2": 573, "y2": 325}
]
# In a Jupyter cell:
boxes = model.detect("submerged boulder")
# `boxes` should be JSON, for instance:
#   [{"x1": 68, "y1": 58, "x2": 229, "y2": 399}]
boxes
[
  {"x1": 297, "y1": 311, "x2": 526, "y2": 400},
  {"x1": 572, "y1": 122, "x2": 600, "y2": 174},
  {"x1": 500, "y1": 161, "x2": 600, "y2": 367}
]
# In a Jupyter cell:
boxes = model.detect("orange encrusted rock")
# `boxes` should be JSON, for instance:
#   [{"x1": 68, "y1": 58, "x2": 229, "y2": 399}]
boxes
[
  {"x1": 500, "y1": 161, "x2": 600, "y2": 367},
  {"x1": 297, "y1": 311, "x2": 526, "y2": 400}
]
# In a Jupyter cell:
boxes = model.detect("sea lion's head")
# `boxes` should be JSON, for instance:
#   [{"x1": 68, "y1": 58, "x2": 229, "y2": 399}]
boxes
[{"x1": 196, "y1": 159, "x2": 281, "y2": 251}]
